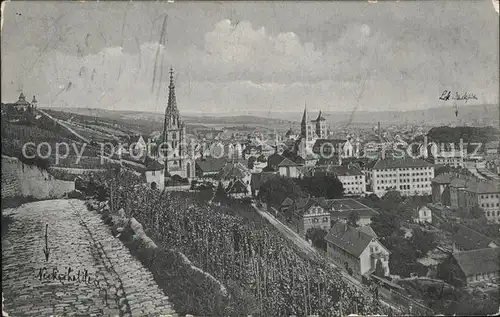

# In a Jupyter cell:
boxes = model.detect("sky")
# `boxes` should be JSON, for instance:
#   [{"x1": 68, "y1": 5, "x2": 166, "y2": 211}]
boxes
[{"x1": 1, "y1": 1, "x2": 499, "y2": 115}]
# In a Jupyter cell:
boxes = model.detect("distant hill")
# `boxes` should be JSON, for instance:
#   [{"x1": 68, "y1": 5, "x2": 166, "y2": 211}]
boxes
[{"x1": 43, "y1": 104, "x2": 499, "y2": 127}]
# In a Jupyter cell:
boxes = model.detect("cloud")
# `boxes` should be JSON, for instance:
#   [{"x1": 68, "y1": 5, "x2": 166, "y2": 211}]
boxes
[{"x1": 1, "y1": 18, "x2": 498, "y2": 114}]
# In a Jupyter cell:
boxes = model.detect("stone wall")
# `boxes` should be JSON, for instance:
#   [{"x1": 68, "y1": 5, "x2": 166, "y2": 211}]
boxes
[{"x1": 1, "y1": 156, "x2": 75, "y2": 199}]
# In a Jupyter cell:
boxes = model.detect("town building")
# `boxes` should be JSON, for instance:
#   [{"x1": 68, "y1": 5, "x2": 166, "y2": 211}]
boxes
[
  {"x1": 458, "y1": 179, "x2": 500, "y2": 223},
  {"x1": 225, "y1": 179, "x2": 249, "y2": 198},
  {"x1": 289, "y1": 197, "x2": 331, "y2": 237},
  {"x1": 265, "y1": 151, "x2": 301, "y2": 178},
  {"x1": 440, "y1": 247, "x2": 500, "y2": 286},
  {"x1": 1, "y1": 93, "x2": 38, "y2": 119},
  {"x1": 431, "y1": 173, "x2": 453, "y2": 206},
  {"x1": 412, "y1": 206, "x2": 432, "y2": 224},
  {"x1": 144, "y1": 157, "x2": 165, "y2": 191},
  {"x1": 325, "y1": 222, "x2": 390, "y2": 280},
  {"x1": 195, "y1": 157, "x2": 227, "y2": 178},
  {"x1": 371, "y1": 157, "x2": 435, "y2": 197},
  {"x1": 129, "y1": 135, "x2": 147, "y2": 155},
  {"x1": 216, "y1": 161, "x2": 251, "y2": 190},
  {"x1": 305, "y1": 165, "x2": 366, "y2": 196},
  {"x1": 484, "y1": 141, "x2": 499, "y2": 155},
  {"x1": 452, "y1": 224, "x2": 499, "y2": 253},
  {"x1": 327, "y1": 198, "x2": 378, "y2": 226}
]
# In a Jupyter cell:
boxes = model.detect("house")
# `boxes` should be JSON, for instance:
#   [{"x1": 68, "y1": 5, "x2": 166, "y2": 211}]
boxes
[
  {"x1": 266, "y1": 152, "x2": 300, "y2": 178},
  {"x1": 279, "y1": 197, "x2": 294, "y2": 213},
  {"x1": 431, "y1": 173, "x2": 454, "y2": 206},
  {"x1": 289, "y1": 197, "x2": 331, "y2": 237},
  {"x1": 216, "y1": 162, "x2": 251, "y2": 191},
  {"x1": 452, "y1": 224, "x2": 499, "y2": 253},
  {"x1": 412, "y1": 206, "x2": 432, "y2": 224},
  {"x1": 439, "y1": 247, "x2": 500, "y2": 286},
  {"x1": 144, "y1": 157, "x2": 165, "y2": 190},
  {"x1": 449, "y1": 175, "x2": 470, "y2": 209},
  {"x1": 460, "y1": 179, "x2": 500, "y2": 223},
  {"x1": 326, "y1": 198, "x2": 378, "y2": 226},
  {"x1": 250, "y1": 172, "x2": 279, "y2": 197},
  {"x1": 225, "y1": 179, "x2": 249, "y2": 198},
  {"x1": 325, "y1": 222, "x2": 390, "y2": 280},
  {"x1": 484, "y1": 141, "x2": 499, "y2": 155},
  {"x1": 195, "y1": 157, "x2": 227, "y2": 178},
  {"x1": 129, "y1": 135, "x2": 147, "y2": 155}
]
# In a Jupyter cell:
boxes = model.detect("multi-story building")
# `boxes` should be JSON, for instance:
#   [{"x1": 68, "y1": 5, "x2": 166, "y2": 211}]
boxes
[
  {"x1": 325, "y1": 222, "x2": 390, "y2": 280},
  {"x1": 371, "y1": 157, "x2": 434, "y2": 197},
  {"x1": 432, "y1": 151, "x2": 465, "y2": 168},
  {"x1": 459, "y1": 180, "x2": 500, "y2": 223},
  {"x1": 326, "y1": 198, "x2": 378, "y2": 226},
  {"x1": 161, "y1": 68, "x2": 195, "y2": 181},
  {"x1": 305, "y1": 165, "x2": 366, "y2": 196},
  {"x1": 289, "y1": 197, "x2": 331, "y2": 237},
  {"x1": 431, "y1": 173, "x2": 453, "y2": 206}
]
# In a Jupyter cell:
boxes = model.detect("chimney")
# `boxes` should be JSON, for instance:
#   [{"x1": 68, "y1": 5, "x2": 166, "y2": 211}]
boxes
[{"x1": 345, "y1": 223, "x2": 348, "y2": 232}]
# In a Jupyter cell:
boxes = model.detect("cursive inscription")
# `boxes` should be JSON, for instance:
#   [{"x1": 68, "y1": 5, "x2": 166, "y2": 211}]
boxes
[
  {"x1": 439, "y1": 90, "x2": 478, "y2": 103},
  {"x1": 36, "y1": 266, "x2": 101, "y2": 288}
]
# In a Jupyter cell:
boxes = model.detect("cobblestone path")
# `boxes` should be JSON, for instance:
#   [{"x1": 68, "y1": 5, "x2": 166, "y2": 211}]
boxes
[{"x1": 2, "y1": 199, "x2": 177, "y2": 317}]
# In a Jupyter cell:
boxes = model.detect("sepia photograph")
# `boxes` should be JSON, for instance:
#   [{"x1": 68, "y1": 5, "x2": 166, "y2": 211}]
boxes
[{"x1": 1, "y1": 1, "x2": 499, "y2": 316}]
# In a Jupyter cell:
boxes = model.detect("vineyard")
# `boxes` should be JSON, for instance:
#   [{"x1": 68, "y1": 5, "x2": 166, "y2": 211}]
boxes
[{"x1": 97, "y1": 172, "x2": 386, "y2": 317}]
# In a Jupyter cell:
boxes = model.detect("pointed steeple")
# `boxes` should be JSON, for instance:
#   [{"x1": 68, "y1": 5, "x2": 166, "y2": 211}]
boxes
[
  {"x1": 316, "y1": 110, "x2": 325, "y2": 121},
  {"x1": 164, "y1": 67, "x2": 180, "y2": 129},
  {"x1": 301, "y1": 101, "x2": 308, "y2": 125}
]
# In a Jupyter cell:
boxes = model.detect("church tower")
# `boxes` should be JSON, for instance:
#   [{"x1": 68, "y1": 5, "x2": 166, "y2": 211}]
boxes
[
  {"x1": 313, "y1": 110, "x2": 327, "y2": 139},
  {"x1": 162, "y1": 67, "x2": 194, "y2": 181},
  {"x1": 300, "y1": 102, "x2": 312, "y2": 141}
]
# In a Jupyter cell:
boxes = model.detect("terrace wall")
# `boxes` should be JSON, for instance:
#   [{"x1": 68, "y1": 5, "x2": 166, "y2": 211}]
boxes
[{"x1": 1, "y1": 156, "x2": 74, "y2": 199}]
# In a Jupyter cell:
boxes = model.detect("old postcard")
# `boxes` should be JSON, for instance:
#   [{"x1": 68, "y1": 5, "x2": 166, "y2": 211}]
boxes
[{"x1": 1, "y1": 1, "x2": 499, "y2": 316}]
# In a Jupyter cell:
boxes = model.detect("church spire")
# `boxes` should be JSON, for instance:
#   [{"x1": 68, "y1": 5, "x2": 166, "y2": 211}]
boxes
[
  {"x1": 301, "y1": 101, "x2": 308, "y2": 125},
  {"x1": 164, "y1": 67, "x2": 180, "y2": 129}
]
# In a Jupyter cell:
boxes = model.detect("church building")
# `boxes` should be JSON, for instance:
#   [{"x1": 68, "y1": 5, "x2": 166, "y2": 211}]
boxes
[
  {"x1": 296, "y1": 104, "x2": 328, "y2": 159},
  {"x1": 161, "y1": 68, "x2": 195, "y2": 184}
]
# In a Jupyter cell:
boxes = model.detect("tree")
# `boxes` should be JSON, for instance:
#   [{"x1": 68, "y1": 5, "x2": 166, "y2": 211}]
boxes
[
  {"x1": 213, "y1": 182, "x2": 228, "y2": 204},
  {"x1": 348, "y1": 211, "x2": 360, "y2": 227},
  {"x1": 248, "y1": 156, "x2": 256, "y2": 170},
  {"x1": 411, "y1": 227, "x2": 437, "y2": 258},
  {"x1": 305, "y1": 227, "x2": 328, "y2": 251},
  {"x1": 295, "y1": 175, "x2": 344, "y2": 199},
  {"x1": 258, "y1": 176, "x2": 305, "y2": 207}
]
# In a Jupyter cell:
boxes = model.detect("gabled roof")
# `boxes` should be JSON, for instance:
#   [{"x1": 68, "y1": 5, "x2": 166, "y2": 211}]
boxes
[
  {"x1": 431, "y1": 173, "x2": 454, "y2": 184},
  {"x1": 226, "y1": 179, "x2": 248, "y2": 194},
  {"x1": 313, "y1": 165, "x2": 364, "y2": 177},
  {"x1": 196, "y1": 157, "x2": 227, "y2": 173},
  {"x1": 281, "y1": 197, "x2": 294, "y2": 207},
  {"x1": 464, "y1": 179, "x2": 499, "y2": 194},
  {"x1": 359, "y1": 225, "x2": 378, "y2": 238},
  {"x1": 452, "y1": 247, "x2": 500, "y2": 276},
  {"x1": 372, "y1": 157, "x2": 432, "y2": 170},
  {"x1": 144, "y1": 156, "x2": 164, "y2": 171},
  {"x1": 129, "y1": 134, "x2": 144, "y2": 144},
  {"x1": 217, "y1": 162, "x2": 250, "y2": 180},
  {"x1": 293, "y1": 197, "x2": 329, "y2": 215},
  {"x1": 452, "y1": 224, "x2": 499, "y2": 251},
  {"x1": 326, "y1": 198, "x2": 379, "y2": 218},
  {"x1": 278, "y1": 157, "x2": 298, "y2": 167},
  {"x1": 325, "y1": 222, "x2": 377, "y2": 258}
]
